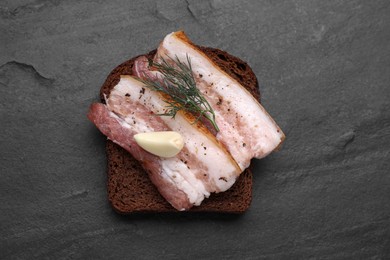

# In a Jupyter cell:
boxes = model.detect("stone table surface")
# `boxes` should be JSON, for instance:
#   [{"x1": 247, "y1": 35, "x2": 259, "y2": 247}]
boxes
[{"x1": 1, "y1": 0, "x2": 389, "y2": 259}]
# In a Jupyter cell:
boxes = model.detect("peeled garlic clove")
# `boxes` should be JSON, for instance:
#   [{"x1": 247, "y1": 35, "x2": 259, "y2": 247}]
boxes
[{"x1": 134, "y1": 131, "x2": 184, "y2": 158}]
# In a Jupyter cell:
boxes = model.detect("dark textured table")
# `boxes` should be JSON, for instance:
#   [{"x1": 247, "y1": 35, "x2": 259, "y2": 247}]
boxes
[{"x1": 1, "y1": 0, "x2": 389, "y2": 259}]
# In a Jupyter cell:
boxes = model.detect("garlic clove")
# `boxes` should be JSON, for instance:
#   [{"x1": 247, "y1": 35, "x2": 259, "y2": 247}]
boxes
[{"x1": 134, "y1": 131, "x2": 184, "y2": 158}]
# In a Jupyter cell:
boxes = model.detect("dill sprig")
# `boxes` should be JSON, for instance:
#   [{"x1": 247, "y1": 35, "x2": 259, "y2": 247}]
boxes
[{"x1": 138, "y1": 55, "x2": 219, "y2": 132}]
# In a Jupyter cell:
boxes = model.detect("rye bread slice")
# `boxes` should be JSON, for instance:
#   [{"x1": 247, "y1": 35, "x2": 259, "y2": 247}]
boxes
[{"x1": 100, "y1": 46, "x2": 260, "y2": 213}]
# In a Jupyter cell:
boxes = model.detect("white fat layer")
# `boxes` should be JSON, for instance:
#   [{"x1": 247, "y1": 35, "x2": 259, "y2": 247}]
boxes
[
  {"x1": 161, "y1": 158, "x2": 209, "y2": 205},
  {"x1": 114, "y1": 76, "x2": 240, "y2": 192},
  {"x1": 207, "y1": 107, "x2": 249, "y2": 170},
  {"x1": 107, "y1": 98, "x2": 155, "y2": 133},
  {"x1": 166, "y1": 112, "x2": 237, "y2": 191},
  {"x1": 160, "y1": 32, "x2": 284, "y2": 164}
]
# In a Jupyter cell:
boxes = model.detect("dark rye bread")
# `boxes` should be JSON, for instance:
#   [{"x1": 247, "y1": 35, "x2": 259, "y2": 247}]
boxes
[{"x1": 100, "y1": 46, "x2": 260, "y2": 213}]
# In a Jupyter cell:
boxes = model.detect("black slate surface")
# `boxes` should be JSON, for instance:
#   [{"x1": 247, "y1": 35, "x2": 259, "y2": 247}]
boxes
[{"x1": 1, "y1": 0, "x2": 390, "y2": 259}]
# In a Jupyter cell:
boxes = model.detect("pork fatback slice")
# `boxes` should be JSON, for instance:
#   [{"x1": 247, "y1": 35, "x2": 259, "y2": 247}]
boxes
[{"x1": 156, "y1": 31, "x2": 285, "y2": 170}]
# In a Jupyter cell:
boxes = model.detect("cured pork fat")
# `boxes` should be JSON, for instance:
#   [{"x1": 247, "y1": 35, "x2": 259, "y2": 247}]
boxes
[
  {"x1": 155, "y1": 31, "x2": 285, "y2": 170},
  {"x1": 88, "y1": 76, "x2": 241, "y2": 210}
]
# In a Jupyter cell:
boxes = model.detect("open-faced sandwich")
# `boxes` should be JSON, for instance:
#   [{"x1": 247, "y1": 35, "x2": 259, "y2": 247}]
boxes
[{"x1": 88, "y1": 31, "x2": 285, "y2": 213}]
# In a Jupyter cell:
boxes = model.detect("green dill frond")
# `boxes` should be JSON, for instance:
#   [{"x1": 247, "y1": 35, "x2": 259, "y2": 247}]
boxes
[{"x1": 138, "y1": 55, "x2": 219, "y2": 132}]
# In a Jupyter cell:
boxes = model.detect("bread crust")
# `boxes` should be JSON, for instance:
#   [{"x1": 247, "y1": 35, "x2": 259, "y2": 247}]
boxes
[{"x1": 101, "y1": 46, "x2": 259, "y2": 213}]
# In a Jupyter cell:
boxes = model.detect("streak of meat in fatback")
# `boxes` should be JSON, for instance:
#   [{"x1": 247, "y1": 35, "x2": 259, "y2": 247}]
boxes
[{"x1": 156, "y1": 31, "x2": 285, "y2": 170}]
